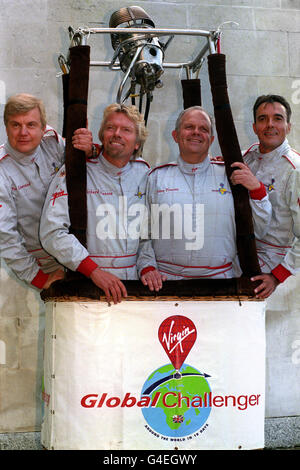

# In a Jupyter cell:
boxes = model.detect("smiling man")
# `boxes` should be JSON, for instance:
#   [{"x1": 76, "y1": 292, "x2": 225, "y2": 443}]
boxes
[
  {"x1": 0, "y1": 93, "x2": 92, "y2": 290},
  {"x1": 6, "y1": 106, "x2": 46, "y2": 155},
  {"x1": 40, "y1": 103, "x2": 150, "y2": 304},
  {"x1": 137, "y1": 106, "x2": 272, "y2": 291},
  {"x1": 231, "y1": 95, "x2": 300, "y2": 298}
]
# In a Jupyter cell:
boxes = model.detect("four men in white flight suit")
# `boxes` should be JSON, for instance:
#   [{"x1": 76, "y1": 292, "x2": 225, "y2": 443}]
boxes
[{"x1": 1, "y1": 94, "x2": 299, "y2": 303}]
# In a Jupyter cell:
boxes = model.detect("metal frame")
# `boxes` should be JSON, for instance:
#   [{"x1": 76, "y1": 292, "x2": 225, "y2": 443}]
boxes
[
  {"x1": 59, "y1": 25, "x2": 221, "y2": 112},
  {"x1": 66, "y1": 26, "x2": 219, "y2": 76}
]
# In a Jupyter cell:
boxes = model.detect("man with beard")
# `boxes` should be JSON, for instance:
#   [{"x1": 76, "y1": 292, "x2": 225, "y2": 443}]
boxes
[{"x1": 40, "y1": 103, "x2": 149, "y2": 304}]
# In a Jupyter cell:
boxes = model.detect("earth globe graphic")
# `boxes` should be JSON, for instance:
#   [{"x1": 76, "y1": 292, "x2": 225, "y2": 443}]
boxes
[{"x1": 141, "y1": 363, "x2": 211, "y2": 438}]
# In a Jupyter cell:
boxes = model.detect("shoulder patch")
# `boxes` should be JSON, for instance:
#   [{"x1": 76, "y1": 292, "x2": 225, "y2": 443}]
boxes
[
  {"x1": 149, "y1": 162, "x2": 177, "y2": 175},
  {"x1": 43, "y1": 127, "x2": 59, "y2": 143},
  {"x1": 0, "y1": 153, "x2": 9, "y2": 162},
  {"x1": 133, "y1": 158, "x2": 150, "y2": 168},
  {"x1": 282, "y1": 154, "x2": 296, "y2": 169},
  {"x1": 242, "y1": 142, "x2": 259, "y2": 157},
  {"x1": 210, "y1": 158, "x2": 225, "y2": 165}
]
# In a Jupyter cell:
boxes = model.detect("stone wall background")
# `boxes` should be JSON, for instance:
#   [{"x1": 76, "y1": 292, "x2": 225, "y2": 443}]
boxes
[{"x1": 1, "y1": 0, "x2": 300, "y2": 445}]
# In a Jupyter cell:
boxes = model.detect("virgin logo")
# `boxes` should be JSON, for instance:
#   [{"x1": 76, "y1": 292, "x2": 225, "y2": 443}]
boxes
[{"x1": 158, "y1": 316, "x2": 197, "y2": 370}]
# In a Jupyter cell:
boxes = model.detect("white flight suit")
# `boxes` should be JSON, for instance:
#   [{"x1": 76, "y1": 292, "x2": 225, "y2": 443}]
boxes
[
  {"x1": 0, "y1": 127, "x2": 65, "y2": 288},
  {"x1": 243, "y1": 139, "x2": 300, "y2": 282},
  {"x1": 40, "y1": 154, "x2": 150, "y2": 280},
  {"x1": 137, "y1": 155, "x2": 272, "y2": 280}
]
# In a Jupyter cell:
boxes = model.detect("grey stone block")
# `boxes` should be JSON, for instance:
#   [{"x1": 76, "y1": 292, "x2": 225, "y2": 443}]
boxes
[
  {"x1": 1, "y1": 417, "x2": 300, "y2": 450},
  {"x1": 255, "y1": 8, "x2": 300, "y2": 32},
  {"x1": 221, "y1": 30, "x2": 289, "y2": 77},
  {"x1": 265, "y1": 416, "x2": 300, "y2": 449},
  {"x1": 0, "y1": 432, "x2": 42, "y2": 450}
]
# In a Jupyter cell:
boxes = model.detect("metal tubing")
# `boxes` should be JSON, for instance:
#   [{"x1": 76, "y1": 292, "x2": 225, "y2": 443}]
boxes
[
  {"x1": 207, "y1": 36, "x2": 217, "y2": 54},
  {"x1": 71, "y1": 27, "x2": 218, "y2": 72},
  {"x1": 90, "y1": 61, "x2": 207, "y2": 69},
  {"x1": 79, "y1": 27, "x2": 214, "y2": 37},
  {"x1": 116, "y1": 44, "x2": 144, "y2": 103},
  {"x1": 90, "y1": 41, "x2": 212, "y2": 71}
]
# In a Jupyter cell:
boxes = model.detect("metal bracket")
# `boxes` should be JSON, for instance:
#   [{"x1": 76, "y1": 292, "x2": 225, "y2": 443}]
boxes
[{"x1": 58, "y1": 19, "x2": 238, "y2": 114}]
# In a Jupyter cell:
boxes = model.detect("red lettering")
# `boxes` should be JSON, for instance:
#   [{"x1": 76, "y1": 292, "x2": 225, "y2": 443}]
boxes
[
  {"x1": 81, "y1": 394, "x2": 98, "y2": 408},
  {"x1": 121, "y1": 393, "x2": 136, "y2": 407},
  {"x1": 224, "y1": 395, "x2": 236, "y2": 407},
  {"x1": 177, "y1": 393, "x2": 190, "y2": 408},
  {"x1": 137, "y1": 396, "x2": 151, "y2": 407},
  {"x1": 191, "y1": 396, "x2": 204, "y2": 407},
  {"x1": 106, "y1": 397, "x2": 121, "y2": 408},
  {"x1": 204, "y1": 392, "x2": 212, "y2": 407},
  {"x1": 163, "y1": 392, "x2": 177, "y2": 408},
  {"x1": 249, "y1": 394, "x2": 259, "y2": 406},
  {"x1": 97, "y1": 393, "x2": 107, "y2": 408},
  {"x1": 212, "y1": 395, "x2": 224, "y2": 407},
  {"x1": 237, "y1": 395, "x2": 248, "y2": 410},
  {"x1": 50, "y1": 190, "x2": 68, "y2": 206},
  {"x1": 79, "y1": 391, "x2": 262, "y2": 410},
  {"x1": 151, "y1": 392, "x2": 161, "y2": 407}
]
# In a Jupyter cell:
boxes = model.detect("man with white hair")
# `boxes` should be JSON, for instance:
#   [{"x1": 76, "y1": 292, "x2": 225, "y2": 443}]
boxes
[{"x1": 138, "y1": 106, "x2": 272, "y2": 293}]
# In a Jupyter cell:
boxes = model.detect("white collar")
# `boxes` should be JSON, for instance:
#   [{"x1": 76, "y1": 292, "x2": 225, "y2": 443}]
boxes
[{"x1": 177, "y1": 154, "x2": 210, "y2": 175}]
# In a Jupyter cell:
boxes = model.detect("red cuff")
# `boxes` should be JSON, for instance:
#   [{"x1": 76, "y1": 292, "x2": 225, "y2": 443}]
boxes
[
  {"x1": 249, "y1": 181, "x2": 267, "y2": 200},
  {"x1": 31, "y1": 270, "x2": 49, "y2": 289},
  {"x1": 140, "y1": 266, "x2": 156, "y2": 277},
  {"x1": 76, "y1": 257, "x2": 98, "y2": 277},
  {"x1": 271, "y1": 264, "x2": 292, "y2": 283}
]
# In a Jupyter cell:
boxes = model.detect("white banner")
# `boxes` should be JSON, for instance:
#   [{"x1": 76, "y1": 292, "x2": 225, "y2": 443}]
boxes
[{"x1": 41, "y1": 300, "x2": 265, "y2": 450}]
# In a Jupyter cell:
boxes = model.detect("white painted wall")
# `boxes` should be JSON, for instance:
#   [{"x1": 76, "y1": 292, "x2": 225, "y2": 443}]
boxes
[{"x1": 1, "y1": 0, "x2": 300, "y2": 432}]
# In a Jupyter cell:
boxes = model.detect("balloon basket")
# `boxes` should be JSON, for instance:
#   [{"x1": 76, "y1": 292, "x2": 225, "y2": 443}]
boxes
[{"x1": 41, "y1": 297, "x2": 265, "y2": 450}]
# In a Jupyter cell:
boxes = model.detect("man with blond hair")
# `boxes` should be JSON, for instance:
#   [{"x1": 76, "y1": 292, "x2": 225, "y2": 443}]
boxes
[
  {"x1": 0, "y1": 93, "x2": 92, "y2": 290},
  {"x1": 40, "y1": 103, "x2": 150, "y2": 304}
]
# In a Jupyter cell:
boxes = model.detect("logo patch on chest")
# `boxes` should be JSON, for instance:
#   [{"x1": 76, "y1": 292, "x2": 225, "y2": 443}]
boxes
[
  {"x1": 50, "y1": 190, "x2": 68, "y2": 206},
  {"x1": 212, "y1": 183, "x2": 230, "y2": 195},
  {"x1": 267, "y1": 178, "x2": 275, "y2": 192},
  {"x1": 135, "y1": 190, "x2": 145, "y2": 199},
  {"x1": 51, "y1": 162, "x2": 60, "y2": 175}
]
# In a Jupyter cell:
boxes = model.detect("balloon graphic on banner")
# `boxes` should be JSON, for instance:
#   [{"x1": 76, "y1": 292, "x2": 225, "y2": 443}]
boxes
[{"x1": 158, "y1": 315, "x2": 197, "y2": 371}]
